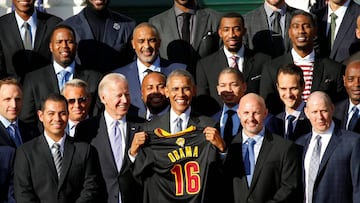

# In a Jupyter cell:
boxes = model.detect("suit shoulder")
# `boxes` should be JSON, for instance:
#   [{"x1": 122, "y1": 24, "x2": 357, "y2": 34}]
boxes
[
  {"x1": 198, "y1": 49, "x2": 223, "y2": 64},
  {"x1": 199, "y1": 7, "x2": 222, "y2": 18},
  {"x1": 109, "y1": 10, "x2": 136, "y2": 24},
  {"x1": 317, "y1": 57, "x2": 343, "y2": 68},
  {"x1": 113, "y1": 61, "x2": 136, "y2": 74},
  {"x1": 37, "y1": 11, "x2": 63, "y2": 23},
  {"x1": 24, "y1": 65, "x2": 52, "y2": 79},
  {"x1": 244, "y1": 6, "x2": 263, "y2": 18},
  {"x1": 0, "y1": 13, "x2": 13, "y2": 23},
  {"x1": 149, "y1": 8, "x2": 172, "y2": 23}
]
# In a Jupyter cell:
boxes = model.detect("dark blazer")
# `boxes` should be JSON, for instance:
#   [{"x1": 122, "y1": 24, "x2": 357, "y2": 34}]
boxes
[
  {"x1": 243, "y1": 4, "x2": 296, "y2": 58},
  {"x1": 14, "y1": 135, "x2": 107, "y2": 203},
  {"x1": 74, "y1": 113, "x2": 144, "y2": 203},
  {"x1": 0, "y1": 120, "x2": 37, "y2": 148},
  {"x1": 62, "y1": 9, "x2": 136, "y2": 73},
  {"x1": 19, "y1": 64, "x2": 103, "y2": 132},
  {"x1": 224, "y1": 130, "x2": 302, "y2": 203},
  {"x1": 334, "y1": 99, "x2": 360, "y2": 133},
  {"x1": 0, "y1": 146, "x2": 15, "y2": 203},
  {"x1": 113, "y1": 58, "x2": 186, "y2": 118},
  {"x1": 196, "y1": 47, "x2": 271, "y2": 107},
  {"x1": 149, "y1": 6, "x2": 221, "y2": 76},
  {"x1": 259, "y1": 53, "x2": 345, "y2": 114},
  {"x1": 314, "y1": 0, "x2": 360, "y2": 62},
  {"x1": 0, "y1": 11, "x2": 62, "y2": 82},
  {"x1": 296, "y1": 128, "x2": 360, "y2": 203}
]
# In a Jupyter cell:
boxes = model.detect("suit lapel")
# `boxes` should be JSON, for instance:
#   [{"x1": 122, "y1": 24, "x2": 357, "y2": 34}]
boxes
[
  {"x1": 39, "y1": 135, "x2": 59, "y2": 184},
  {"x1": 33, "y1": 12, "x2": 47, "y2": 51},
  {"x1": 193, "y1": 9, "x2": 208, "y2": 51},
  {"x1": 9, "y1": 13, "x2": 24, "y2": 50},
  {"x1": 76, "y1": 11, "x2": 94, "y2": 40},
  {"x1": 167, "y1": 8, "x2": 181, "y2": 40},
  {"x1": 103, "y1": 13, "x2": 118, "y2": 45},
  {"x1": 0, "y1": 123, "x2": 14, "y2": 147},
  {"x1": 58, "y1": 138, "x2": 75, "y2": 190},
  {"x1": 48, "y1": 65, "x2": 61, "y2": 93},
  {"x1": 317, "y1": 130, "x2": 341, "y2": 176},
  {"x1": 311, "y1": 58, "x2": 325, "y2": 91}
]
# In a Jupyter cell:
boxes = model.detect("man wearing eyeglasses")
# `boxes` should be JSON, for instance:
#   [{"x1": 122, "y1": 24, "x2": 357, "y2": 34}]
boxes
[
  {"x1": 20, "y1": 24, "x2": 103, "y2": 134},
  {"x1": 61, "y1": 79, "x2": 91, "y2": 137}
]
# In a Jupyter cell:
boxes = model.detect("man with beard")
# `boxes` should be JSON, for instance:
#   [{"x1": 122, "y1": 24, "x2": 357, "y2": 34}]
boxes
[
  {"x1": 0, "y1": 0, "x2": 62, "y2": 82},
  {"x1": 149, "y1": 0, "x2": 221, "y2": 77},
  {"x1": 334, "y1": 59, "x2": 360, "y2": 134},
  {"x1": 196, "y1": 12, "x2": 271, "y2": 110},
  {"x1": 62, "y1": 0, "x2": 136, "y2": 73},
  {"x1": 141, "y1": 72, "x2": 169, "y2": 121},
  {"x1": 114, "y1": 23, "x2": 186, "y2": 119},
  {"x1": 260, "y1": 10, "x2": 345, "y2": 115}
]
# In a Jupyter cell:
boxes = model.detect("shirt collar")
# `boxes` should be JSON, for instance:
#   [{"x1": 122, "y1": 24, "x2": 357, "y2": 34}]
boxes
[
  {"x1": 15, "y1": 10, "x2": 37, "y2": 32},
  {"x1": 291, "y1": 49, "x2": 315, "y2": 64},
  {"x1": 0, "y1": 115, "x2": 17, "y2": 128},
  {"x1": 223, "y1": 104, "x2": 239, "y2": 114},
  {"x1": 43, "y1": 130, "x2": 66, "y2": 152},
  {"x1": 53, "y1": 61, "x2": 76, "y2": 75},
  {"x1": 348, "y1": 99, "x2": 360, "y2": 114},
  {"x1": 264, "y1": 2, "x2": 286, "y2": 17},
  {"x1": 223, "y1": 45, "x2": 245, "y2": 59},
  {"x1": 174, "y1": 5, "x2": 196, "y2": 16},
  {"x1": 328, "y1": 0, "x2": 350, "y2": 14},
  {"x1": 285, "y1": 101, "x2": 305, "y2": 118},
  {"x1": 104, "y1": 110, "x2": 126, "y2": 130},
  {"x1": 242, "y1": 128, "x2": 265, "y2": 144},
  {"x1": 170, "y1": 106, "x2": 191, "y2": 124},
  {"x1": 137, "y1": 56, "x2": 161, "y2": 73},
  {"x1": 311, "y1": 121, "x2": 335, "y2": 137}
]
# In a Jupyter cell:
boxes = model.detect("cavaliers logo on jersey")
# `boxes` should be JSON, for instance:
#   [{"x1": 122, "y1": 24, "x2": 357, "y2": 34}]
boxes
[{"x1": 176, "y1": 137, "x2": 185, "y2": 147}]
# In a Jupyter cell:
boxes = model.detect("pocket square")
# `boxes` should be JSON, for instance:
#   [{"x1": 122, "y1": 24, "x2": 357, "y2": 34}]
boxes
[
  {"x1": 251, "y1": 75, "x2": 261, "y2": 80},
  {"x1": 202, "y1": 31, "x2": 216, "y2": 40},
  {"x1": 324, "y1": 78, "x2": 333, "y2": 83}
]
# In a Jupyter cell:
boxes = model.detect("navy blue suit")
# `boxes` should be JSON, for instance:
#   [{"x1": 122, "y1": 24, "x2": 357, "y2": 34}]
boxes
[
  {"x1": 334, "y1": 99, "x2": 360, "y2": 134},
  {"x1": 296, "y1": 128, "x2": 360, "y2": 203},
  {"x1": 0, "y1": 146, "x2": 15, "y2": 203}
]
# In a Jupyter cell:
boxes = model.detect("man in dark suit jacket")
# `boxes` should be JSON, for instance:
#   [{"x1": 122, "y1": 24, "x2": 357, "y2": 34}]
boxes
[
  {"x1": 75, "y1": 73, "x2": 144, "y2": 203},
  {"x1": 0, "y1": 0, "x2": 62, "y2": 82},
  {"x1": 314, "y1": 0, "x2": 360, "y2": 63},
  {"x1": 0, "y1": 78, "x2": 36, "y2": 148},
  {"x1": 224, "y1": 93, "x2": 302, "y2": 203},
  {"x1": 62, "y1": 0, "x2": 135, "y2": 73},
  {"x1": 149, "y1": 0, "x2": 221, "y2": 76},
  {"x1": 269, "y1": 64, "x2": 312, "y2": 141},
  {"x1": 20, "y1": 25, "x2": 103, "y2": 133},
  {"x1": 14, "y1": 93, "x2": 107, "y2": 203},
  {"x1": 296, "y1": 91, "x2": 360, "y2": 203},
  {"x1": 196, "y1": 12, "x2": 271, "y2": 108},
  {"x1": 113, "y1": 23, "x2": 186, "y2": 118},
  {"x1": 260, "y1": 10, "x2": 345, "y2": 115},
  {"x1": 334, "y1": 59, "x2": 360, "y2": 133},
  {"x1": 243, "y1": 0, "x2": 296, "y2": 58},
  {"x1": 0, "y1": 146, "x2": 15, "y2": 203},
  {"x1": 130, "y1": 69, "x2": 225, "y2": 203}
]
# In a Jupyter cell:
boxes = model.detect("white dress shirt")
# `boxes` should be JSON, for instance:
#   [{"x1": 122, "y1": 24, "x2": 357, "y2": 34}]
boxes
[{"x1": 170, "y1": 107, "x2": 191, "y2": 134}]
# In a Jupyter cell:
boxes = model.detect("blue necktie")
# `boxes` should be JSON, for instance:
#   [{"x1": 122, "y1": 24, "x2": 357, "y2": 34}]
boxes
[
  {"x1": 285, "y1": 115, "x2": 296, "y2": 140},
  {"x1": 174, "y1": 117, "x2": 183, "y2": 133},
  {"x1": 243, "y1": 138, "x2": 256, "y2": 186},
  {"x1": 8, "y1": 123, "x2": 22, "y2": 147},
  {"x1": 348, "y1": 107, "x2": 359, "y2": 131},
  {"x1": 58, "y1": 70, "x2": 69, "y2": 91}
]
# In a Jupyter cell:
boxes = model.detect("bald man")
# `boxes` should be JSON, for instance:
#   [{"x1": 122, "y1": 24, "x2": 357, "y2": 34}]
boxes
[{"x1": 224, "y1": 93, "x2": 302, "y2": 203}]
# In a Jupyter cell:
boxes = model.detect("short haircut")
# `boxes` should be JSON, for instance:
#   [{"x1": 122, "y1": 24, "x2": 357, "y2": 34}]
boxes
[
  {"x1": 50, "y1": 24, "x2": 77, "y2": 42},
  {"x1": 61, "y1": 79, "x2": 89, "y2": 95},
  {"x1": 40, "y1": 93, "x2": 68, "y2": 112},
  {"x1": 0, "y1": 77, "x2": 22, "y2": 90},
  {"x1": 220, "y1": 12, "x2": 245, "y2": 27},
  {"x1": 290, "y1": 10, "x2": 317, "y2": 28},
  {"x1": 218, "y1": 67, "x2": 245, "y2": 84},
  {"x1": 143, "y1": 71, "x2": 167, "y2": 84},
  {"x1": 166, "y1": 69, "x2": 195, "y2": 87},
  {"x1": 306, "y1": 91, "x2": 333, "y2": 108},
  {"x1": 132, "y1": 22, "x2": 160, "y2": 39},
  {"x1": 277, "y1": 63, "x2": 305, "y2": 88},
  {"x1": 98, "y1": 73, "x2": 127, "y2": 97}
]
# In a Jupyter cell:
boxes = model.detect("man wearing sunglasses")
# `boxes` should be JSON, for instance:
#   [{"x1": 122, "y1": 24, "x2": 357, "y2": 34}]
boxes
[{"x1": 61, "y1": 79, "x2": 91, "y2": 137}]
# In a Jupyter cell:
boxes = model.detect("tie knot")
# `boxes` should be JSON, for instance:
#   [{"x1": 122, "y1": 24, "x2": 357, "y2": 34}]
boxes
[
  {"x1": 59, "y1": 70, "x2": 68, "y2": 77},
  {"x1": 227, "y1": 110, "x2": 236, "y2": 117},
  {"x1": 314, "y1": 134, "x2": 321, "y2": 142},
  {"x1": 53, "y1": 143, "x2": 61, "y2": 150},
  {"x1": 23, "y1": 21, "x2": 30, "y2": 29},
  {"x1": 144, "y1": 69, "x2": 153, "y2": 74},
  {"x1": 273, "y1": 11, "x2": 281, "y2": 18},
  {"x1": 287, "y1": 115, "x2": 296, "y2": 122},
  {"x1": 353, "y1": 106, "x2": 359, "y2": 113},
  {"x1": 181, "y1": 12, "x2": 191, "y2": 20},
  {"x1": 330, "y1": 12, "x2": 337, "y2": 20},
  {"x1": 247, "y1": 138, "x2": 256, "y2": 146},
  {"x1": 231, "y1": 55, "x2": 239, "y2": 60}
]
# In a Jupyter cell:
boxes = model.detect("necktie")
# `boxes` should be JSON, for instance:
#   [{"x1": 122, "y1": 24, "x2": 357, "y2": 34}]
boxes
[
  {"x1": 224, "y1": 110, "x2": 236, "y2": 147},
  {"x1": 52, "y1": 143, "x2": 62, "y2": 178},
  {"x1": 307, "y1": 135, "x2": 321, "y2": 203},
  {"x1": 174, "y1": 117, "x2": 183, "y2": 133},
  {"x1": 112, "y1": 120, "x2": 123, "y2": 172},
  {"x1": 330, "y1": 12, "x2": 337, "y2": 49},
  {"x1": 8, "y1": 123, "x2": 22, "y2": 147},
  {"x1": 23, "y1": 22, "x2": 32, "y2": 50},
  {"x1": 181, "y1": 13, "x2": 191, "y2": 43},
  {"x1": 272, "y1": 11, "x2": 282, "y2": 35},
  {"x1": 58, "y1": 70, "x2": 69, "y2": 91},
  {"x1": 243, "y1": 138, "x2": 256, "y2": 186},
  {"x1": 271, "y1": 11, "x2": 284, "y2": 56},
  {"x1": 347, "y1": 107, "x2": 359, "y2": 131},
  {"x1": 285, "y1": 115, "x2": 296, "y2": 140},
  {"x1": 230, "y1": 55, "x2": 239, "y2": 69}
]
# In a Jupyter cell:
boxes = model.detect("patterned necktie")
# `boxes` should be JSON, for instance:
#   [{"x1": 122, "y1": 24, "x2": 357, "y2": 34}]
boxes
[
  {"x1": 347, "y1": 106, "x2": 359, "y2": 131},
  {"x1": 285, "y1": 115, "x2": 296, "y2": 140},
  {"x1": 112, "y1": 120, "x2": 123, "y2": 172},
  {"x1": 307, "y1": 135, "x2": 321, "y2": 203},
  {"x1": 52, "y1": 143, "x2": 62, "y2": 178},
  {"x1": 243, "y1": 138, "x2": 256, "y2": 186},
  {"x1": 330, "y1": 12, "x2": 337, "y2": 49},
  {"x1": 230, "y1": 55, "x2": 239, "y2": 69},
  {"x1": 8, "y1": 123, "x2": 22, "y2": 147},
  {"x1": 58, "y1": 70, "x2": 69, "y2": 91},
  {"x1": 174, "y1": 117, "x2": 183, "y2": 133},
  {"x1": 224, "y1": 110, "x2": 236, "y2": 147},
  {"x1": 23, "y1": 22, "x2": 32, "y2": 50},
  {"x1": 181, "y1": 12, "x2": 191, "y2": 43}
]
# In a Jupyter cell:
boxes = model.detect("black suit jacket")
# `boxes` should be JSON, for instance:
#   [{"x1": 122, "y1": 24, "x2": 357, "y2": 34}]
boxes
[
  {"x1": 314, "y1": 1, "x2": 360, "y2": 62},
  {"x1": 74, "y1": 113, "x2": 144, "y2": 203},
  {"x1": 224, "y1": 130, "x2": 302, "y2": 203},
  {"x1": 196, "y1": 47, "x2": 271, "y2": 107},
  {"x1": 149, "y1": 6, "x2": 221, "y2": 76},
  {"x1": 260, "y1": 53, "x2": 345, "y2": 114},
  {"x1": 296, "y1": 128, "x2": 360, "y2": 203},
  {"x1": 0, "y1": 146, "x2": 15, "y2": 203},
  {"x1": 14, "y1": 135, "x2": 107, "y2": 203},
  {"x1": 0, "y1": 12, "x2": 62, "y2": 82},
  {"x1": 20, "y1": 64, "x2": 103, "y2": 132},
  {"x1": 0, "y1": 120, "x2": 37, "y2": 148},
  {"x1": 334, "y1": 99, "x2": 360, "y2": 133}
]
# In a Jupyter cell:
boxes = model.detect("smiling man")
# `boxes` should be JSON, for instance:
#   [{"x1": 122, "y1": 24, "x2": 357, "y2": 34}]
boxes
[
  {"x1": 20, "y1": 25, "x2": 103, "y2": 133},
  {"x1": 114, "y1": 22, "x2": 186, "y2": 119}
]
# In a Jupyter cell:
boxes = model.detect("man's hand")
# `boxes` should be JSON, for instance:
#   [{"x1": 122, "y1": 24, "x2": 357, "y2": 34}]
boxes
[
  {"x1": 129, "y1": 131, "x2": 148, "y2": 156},
  {"x1": 203, "y1": 127, "x2": 225, "y2": 152}
]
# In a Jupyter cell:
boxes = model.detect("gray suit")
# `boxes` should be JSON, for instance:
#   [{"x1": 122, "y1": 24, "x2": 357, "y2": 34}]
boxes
[{"x1": 113, "y1": 58, "x2": 186, "y2": 118}]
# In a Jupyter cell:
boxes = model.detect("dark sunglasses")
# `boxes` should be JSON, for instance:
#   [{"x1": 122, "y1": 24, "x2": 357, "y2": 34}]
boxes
[{"x1": 67, "y1": 97, "x2": 88, "y2": 104}]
